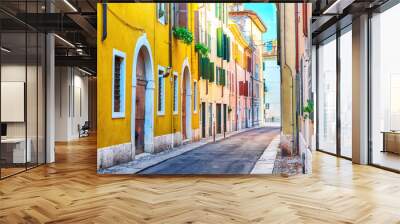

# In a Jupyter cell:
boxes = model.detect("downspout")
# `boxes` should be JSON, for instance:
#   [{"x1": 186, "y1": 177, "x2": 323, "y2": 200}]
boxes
[
  {"x1": 235, "y1": 55, "x2": 238, "y2": 131},
  {"x1": 294, "y1": 4, "x2": 299, "y2": 155},
  {"x1": 283, "y1": 4, "x2": 295, "y2": 155},
  {"x1": 221, "y1": 4, "x2": 225, "y2": 138},
  {"x1": 102, "y1": 2, "x2": 107, "y2": 41},
  {"x1": 169, "y1": 3, "x2": 174, "y2": 146},
  {"x1": 250, "y1": 17, "x2": 254, "y2": 127}
]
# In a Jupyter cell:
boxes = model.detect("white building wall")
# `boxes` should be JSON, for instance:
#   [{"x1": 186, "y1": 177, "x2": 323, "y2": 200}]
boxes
[{"x1": 55, "y1": 67, "x2": 89, "y2": 141}]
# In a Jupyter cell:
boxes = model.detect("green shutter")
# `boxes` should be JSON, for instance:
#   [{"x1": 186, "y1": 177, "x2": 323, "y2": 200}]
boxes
[
  {"x1": 206, "y1": 57, "x2": 210, "y2": 80},
  {"x1": 220, "y1": 69, "x2": 223, "y2": 86},
  {"x1": 217, "y1": 28, "x2": 222, "y2": 58},
  {"x1": 199, "y1": 56, "x2": 203, "y2": 79},
  {"x1": 227, "y1": 37, "x2": 230, "y2": 62},
  {"x1": 222, "y1": 34, "x2": 225, "y2": 60},
  {"x1": 209, "y1": 62, "x2": 214, "y2": 82}
]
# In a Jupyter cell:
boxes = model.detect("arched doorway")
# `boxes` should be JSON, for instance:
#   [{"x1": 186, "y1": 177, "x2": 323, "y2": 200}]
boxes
[
  {"x1": 132, "y1": 35, "x2": 155, "y2": 155},
  {"x1": 135, "y1": 48, "x2": 146, "y2": 154},
  {"x1": 181, "y1": 60, "x2": 192, "y2": 141}
]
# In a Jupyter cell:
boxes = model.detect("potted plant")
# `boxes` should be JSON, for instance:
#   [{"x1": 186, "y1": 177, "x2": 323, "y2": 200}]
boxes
[
  {"x1": 228, "y1": 106, "x2": 232, "y2": 113},
  {"x1": 195, "y1": 43, "x2": 209, "y2": 57},
  {"x1": 173, "y1": 27, "x2": 193, "y2": 45},
  {"x1": 303, "y1": 99, "x2": 314, "y2": 120}
]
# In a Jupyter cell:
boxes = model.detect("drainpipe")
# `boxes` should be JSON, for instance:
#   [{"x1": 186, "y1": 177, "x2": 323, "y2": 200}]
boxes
[
  {"x1": 221, "y1": 3, "x2": 225, "y2": 138},
  {"x1": 235, "y1": 57, "x2": 238, "y2": 131},
  {"x1": 250, "y1": 18, "x2": 254, "y2": 128},
  {"x1": 282, "y1": 4, "x2": 295, "y2": 155},
  {"x1": 169, "y1": 3, "x2": 174, "y2": 147}
]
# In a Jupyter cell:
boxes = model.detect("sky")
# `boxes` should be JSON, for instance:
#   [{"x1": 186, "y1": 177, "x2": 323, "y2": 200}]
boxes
[{"x1": 244, "y1": 3, "x2": 277, "y2": 44}]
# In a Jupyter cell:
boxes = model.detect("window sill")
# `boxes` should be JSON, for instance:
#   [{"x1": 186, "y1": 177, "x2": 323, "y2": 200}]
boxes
[
  {"x1": 157, "y1": 111, "x2": 166, "y2": 116},
  {"x1": 112, "y1": 112, "x2": 125, "y2": 119}
]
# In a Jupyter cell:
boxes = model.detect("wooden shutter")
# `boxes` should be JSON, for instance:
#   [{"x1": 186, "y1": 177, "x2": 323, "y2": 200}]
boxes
[
  {"x1": 227, "y1": 36, "x2": 230, "y2": 62},
  {"x1": 244, "y1": 81, "x2": 248, "y2": 96},
  {"x1": 222, "y1": 34, "x2": 226, "y2": 60},
  {"x1": 217, "y1": 28, "x2": 222, "y2": 57},
  {"x1": 199, "y1": 56, "x2": 203, "y2": 79},
  {"x1": 247, "y1": 56, "x2": 252, "y2": 73},
  {"x1": 176, "y1": 3, "x2": 187, "y2": 28},
  {"x1": 221, "y1": 69, "x2": 225, "y2": 86},
  {"x1": 206, "y1": 57, "x2": 209, "y2": 80},
  {"x1": 194, "y1": 10, "x2": 199, "y2": 43},
  {"x1": 209, "y1": 62, "x2": 215, "y2": 82}
]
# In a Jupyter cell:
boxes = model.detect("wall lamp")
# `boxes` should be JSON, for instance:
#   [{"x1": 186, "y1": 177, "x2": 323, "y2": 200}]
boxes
[
  {"x1": 163, "y1": 67, "x2": 172, "y2": 78},
  {"x1": 322, "y1": 0, "x2": 355, "y2": 15},
  {"x1": 1, "y1": 47, "x2": 11, "y2": 53},
  {"x1": 54, "y1": 34, "x2": 75, "y2": 48},
  {"x1": 63, "y1": 0, "x2": 78, "y2": 12},
  {"x1": 78, "y1": 67, "x2": 94, "y2": 76}
]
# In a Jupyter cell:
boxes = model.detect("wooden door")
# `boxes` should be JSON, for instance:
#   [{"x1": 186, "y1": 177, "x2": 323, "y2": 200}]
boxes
[
  {"x1": 216, "y1": 104, "x2": 221, "y2": 134},
  {"x1": 201, "y1": 102, "x2": 206, "y2": 138},
  {"x1": 182, "y1": 72, "x2": 187, "y2": 140},
  {"x1": 135, "y1": 49, "x2": 146, "y2": 154}
]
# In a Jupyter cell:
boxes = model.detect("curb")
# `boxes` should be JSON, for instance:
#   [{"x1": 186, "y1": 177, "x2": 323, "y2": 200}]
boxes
[{"x1": 250, "y1": 135, "x2": 280, "y2": 174}]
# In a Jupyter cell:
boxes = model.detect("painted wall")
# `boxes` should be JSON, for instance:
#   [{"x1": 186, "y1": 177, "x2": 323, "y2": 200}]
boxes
[
  {"x1": 198, "y1": 3, "x2": 232, "y2": 137},
  {"x1": 55, "y1": 67, "x2": 89, "y2": 141},
  {"x1": 1, "y1": 63, "x2": 46, "y2": 164},
  {"x1": 278, "y1": 4, "x2": 296, "y2": 136},
  {"x1": 263, "y1": 57, "x2": 281, "y2": 123},
  {"x1": 97, "y1": 3, "x2": 200, "y2": 167}
]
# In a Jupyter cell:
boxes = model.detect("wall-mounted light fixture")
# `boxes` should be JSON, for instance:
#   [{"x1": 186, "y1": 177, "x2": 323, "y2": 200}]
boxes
[
  {"x1": 54, "y1": 34, "x2": 75, "y2": 48},
  {"x1": 1, "y1": 47, "x2": 11, "y2": 53},
  {"x1": 322, "y1": 0, "x2": 355, "y2": 15},
  {"x1": 78, "y1": 67, "x2": 93, "y2": 76},
  {"x1": 63, "y1": 0, "x2": 78, "y2": 12},
  {"x1": 163, "y1": 67, "x2": 172, "y2": 78}
]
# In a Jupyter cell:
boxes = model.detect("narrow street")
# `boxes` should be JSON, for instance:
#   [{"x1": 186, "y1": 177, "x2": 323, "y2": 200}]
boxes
[{"x1": 139, "y1": 127, "x2": 280, "y2": 174}]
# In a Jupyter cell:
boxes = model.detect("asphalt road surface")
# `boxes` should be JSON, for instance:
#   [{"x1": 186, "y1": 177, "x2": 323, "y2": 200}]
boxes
[{"x1": 139, "y1": 127, "x2": 280, "y2": 174}]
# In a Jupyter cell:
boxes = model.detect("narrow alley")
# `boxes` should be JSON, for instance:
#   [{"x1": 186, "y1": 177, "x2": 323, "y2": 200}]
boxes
[{"x1": 140, "y1": 127, "x2": 280, "y2": 174}]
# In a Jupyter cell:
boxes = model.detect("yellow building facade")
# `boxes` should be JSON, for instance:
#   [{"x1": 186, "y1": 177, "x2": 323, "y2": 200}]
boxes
[{"x1": 97, "y1": 3, "x2": 200, "y2": 169}]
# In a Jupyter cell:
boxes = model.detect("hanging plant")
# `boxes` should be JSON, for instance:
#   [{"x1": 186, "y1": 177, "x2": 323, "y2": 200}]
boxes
[
  {"x1": 195, "y1": 43, "x2": 209, "y2": 57},
  {"x1": 228, "y1": 106, "x2": 233, "y2": 113},
  {"x1": 173, "y1": 27, "x2": 193, "y2": 45},
  {"x1": 303, "y1": 99, "x2": 314, "y2": 120}
]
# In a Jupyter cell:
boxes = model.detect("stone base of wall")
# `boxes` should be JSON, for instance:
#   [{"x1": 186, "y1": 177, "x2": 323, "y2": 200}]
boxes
[
  {"x1": 98, "y1": 129, "x2": 202, "y2": 169},
  {"x1": 97, "y1": 142, "x2": 133, "y2": 169},
  {"x1": 192, "y1": 128, "x2": 201, "y2": 142},
  {"x1": 173, "y1": 132, "x2": 182, "y2": 147},
  {"x1": 153, "y1": 134, "x2": 174, "y2": 153}
]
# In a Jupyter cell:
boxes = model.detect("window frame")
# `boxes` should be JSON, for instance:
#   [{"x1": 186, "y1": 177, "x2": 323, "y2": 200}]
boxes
[
  {"x1": 157, "y1": 65, "x2": 166, "y2": 116},
  {"x1": 157, "y1": 3, "x2": 167, "y2": 25},
  {"x1": 112, "y1": 49, "x2": 126, "y2": 119},
  {"x1": 173, "y1": 72, "x2": 179, "y2": 115},
  {"x1": 193, "y1": 80, "x2": 198, "y2": 113}
]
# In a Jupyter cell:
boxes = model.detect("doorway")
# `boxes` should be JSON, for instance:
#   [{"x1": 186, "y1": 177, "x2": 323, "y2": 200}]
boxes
[
  {"x1": 131, "y1": 35, "x2": 154, "y2": 154},
  {"x1": 181, "y1": 66, "x2": 191, "y2": 141},
  {"x1": 135, "y1": 48, "x2": 146, "y2": 154},
  {"x1": 216, "y1": 104, "x2": 222, "y2": 134},
  {"x1": 223, "y1": 104, "x2": 227, "y2": 133},
  {"x1": 209, "y1": 103, "x2": 213, "y2": 137},
  {"x1": 201, "y1": 102, "x2": 206, "y2": 138}
]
